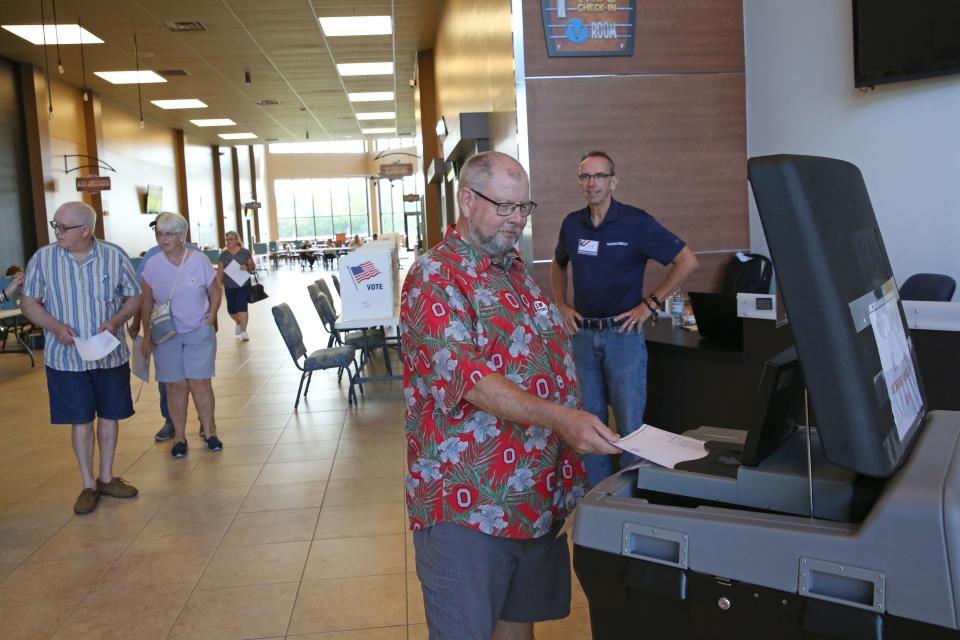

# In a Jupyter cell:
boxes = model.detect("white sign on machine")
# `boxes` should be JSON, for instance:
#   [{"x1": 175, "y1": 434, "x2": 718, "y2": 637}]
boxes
[{"x1": 339, "y1": 242, "x2": 398, "y2": 320}]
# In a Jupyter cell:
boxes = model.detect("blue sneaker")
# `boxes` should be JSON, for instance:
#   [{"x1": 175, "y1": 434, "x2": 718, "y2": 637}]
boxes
[
  {"x1": 171, "y1": 440, "x2": 188, "y2": 458},
  {"x1": 205, "y1": 435, "x2": 224, "y2": 452}
]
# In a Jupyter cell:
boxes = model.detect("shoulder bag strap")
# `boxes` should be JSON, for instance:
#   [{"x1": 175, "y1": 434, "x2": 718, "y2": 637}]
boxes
[{"x1": 166, "y1": 249, "x2": 190, "y2": 304}]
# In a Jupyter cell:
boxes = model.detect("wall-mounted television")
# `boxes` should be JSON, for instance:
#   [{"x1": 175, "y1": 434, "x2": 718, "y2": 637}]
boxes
[
  {"x1": 145, "y1": 184, "x2": 163, "y2": 214},
  {"x1": 854, "y1": 0, "x2": 960, "y2": 88}
]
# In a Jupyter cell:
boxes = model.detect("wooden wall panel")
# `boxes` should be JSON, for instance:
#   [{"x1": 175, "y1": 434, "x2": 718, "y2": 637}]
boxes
[
  {"x1": 528, "y1": 73, "x2": 747, "y2": 264},
  {"x1": 523, "y1": 0, "x2": 744, "y2": 77}
]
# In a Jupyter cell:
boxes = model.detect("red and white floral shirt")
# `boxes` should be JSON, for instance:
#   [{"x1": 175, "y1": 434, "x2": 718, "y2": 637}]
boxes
[{"x1": 401, "y1": 226, "x2": 586, "y2": 539}]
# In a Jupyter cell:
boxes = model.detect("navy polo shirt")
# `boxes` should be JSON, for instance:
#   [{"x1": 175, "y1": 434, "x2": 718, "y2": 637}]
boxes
[{"x1": 555, "y1": 198, "x2": 684, "y2": 318}]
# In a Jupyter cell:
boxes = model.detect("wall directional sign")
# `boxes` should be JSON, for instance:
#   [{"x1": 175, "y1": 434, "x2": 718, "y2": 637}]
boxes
[
  {"x1": 541, "y1": 0, "x2": 637, "y2": 57},
  {"x1": 76, "y1": 175, "x2": 111, "y2": 193}
]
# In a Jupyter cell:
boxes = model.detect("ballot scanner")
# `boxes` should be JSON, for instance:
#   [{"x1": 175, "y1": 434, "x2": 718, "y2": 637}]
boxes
[{"x1": 572, "y1": 155, "x2": 960, "y2": 639}]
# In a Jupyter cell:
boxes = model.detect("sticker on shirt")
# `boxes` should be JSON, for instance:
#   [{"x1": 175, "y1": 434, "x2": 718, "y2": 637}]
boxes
[{"x1": 578, "y1": 239, "x2": 599, "y2": 256}]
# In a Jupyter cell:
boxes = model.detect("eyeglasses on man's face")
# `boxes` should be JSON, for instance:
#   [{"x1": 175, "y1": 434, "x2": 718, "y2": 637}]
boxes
[
  {"x1": 469, "y1": 188, "x2": 537, "y2": 217},
  {"x1": 577, "y1": 172, "x2": 614, "y2": 184},
  {"x1": 50, "y1": 221, "x2": 86, "y2": 233}
]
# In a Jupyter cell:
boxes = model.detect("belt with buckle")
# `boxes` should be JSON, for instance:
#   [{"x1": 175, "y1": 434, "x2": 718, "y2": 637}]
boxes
[{"x1": 576, "y1": 317, "x2": 621, "y2": 331}]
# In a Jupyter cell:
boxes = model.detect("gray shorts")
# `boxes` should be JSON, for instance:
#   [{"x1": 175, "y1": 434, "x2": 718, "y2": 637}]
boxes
[
  {"x1": 154, "y1": 324, "x2": 217, "y2": 382},
  {"x1": 413, "y1": 521, "x2": 570, "y2": 639}
]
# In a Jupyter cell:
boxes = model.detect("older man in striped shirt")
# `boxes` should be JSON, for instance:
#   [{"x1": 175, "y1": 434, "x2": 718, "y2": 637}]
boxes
[{"x1": 21, "y1": 202, "x2": 142, "y2": 514}]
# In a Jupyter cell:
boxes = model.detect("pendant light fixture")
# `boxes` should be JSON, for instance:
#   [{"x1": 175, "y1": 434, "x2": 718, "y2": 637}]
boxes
[
  {"x1": 134, "y1": 33, "x2": 144, "y2": 128},
  {"x1": 39, "y1": 0, "x2": 53, "y2": 119},
  {"x1": 79, "y1": 17, "x2": 88, "y2": 101},
  {"x1": 51, "y1": 0, "x2": 64, "y2": 73}
]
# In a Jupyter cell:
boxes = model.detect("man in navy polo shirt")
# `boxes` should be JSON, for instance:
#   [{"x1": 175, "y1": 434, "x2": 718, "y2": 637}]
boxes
[{"x1": 551, "y1": 150, "x2": 699, "y2": 487}]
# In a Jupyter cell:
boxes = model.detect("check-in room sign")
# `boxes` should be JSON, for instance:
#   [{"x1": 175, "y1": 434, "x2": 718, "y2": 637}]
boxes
[{"x1": 541, "y1": 0, "x2": 637, "y2": 57}]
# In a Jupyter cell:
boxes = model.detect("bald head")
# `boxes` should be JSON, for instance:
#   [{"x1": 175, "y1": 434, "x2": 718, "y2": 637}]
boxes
[
  {"x1": 55, "y1": 201, "x2": 97, "y2": 229},
  {"x1": 459, "y1": 151, "x2": 527, "y2": 196}
]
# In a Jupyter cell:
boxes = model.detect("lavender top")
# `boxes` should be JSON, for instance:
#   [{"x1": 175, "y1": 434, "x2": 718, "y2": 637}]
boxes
[{"x1": 141, "y1": 249, "x2": 215, "y2": 334}]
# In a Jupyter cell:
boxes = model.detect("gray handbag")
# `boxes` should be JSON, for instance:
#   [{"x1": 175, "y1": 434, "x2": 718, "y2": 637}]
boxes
[{"x1": 149, "y1": 250, "x2": 189, "y2": 344}]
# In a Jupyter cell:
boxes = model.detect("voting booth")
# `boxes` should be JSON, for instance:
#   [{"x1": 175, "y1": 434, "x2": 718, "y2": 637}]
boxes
[
  {"x1": 572, "y1": 155, "x2": 960, "y2": 639},
  {"x1": 338, "y1": 240, "x2": 399, "y2": 320}
]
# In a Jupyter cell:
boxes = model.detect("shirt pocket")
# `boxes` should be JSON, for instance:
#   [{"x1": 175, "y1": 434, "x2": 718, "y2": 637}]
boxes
[{"x1": 92, "y1": 273, "x2": 117, "y2": 302}]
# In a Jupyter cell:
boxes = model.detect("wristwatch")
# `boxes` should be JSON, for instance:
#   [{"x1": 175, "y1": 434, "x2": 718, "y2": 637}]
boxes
[{"x1": 643, "y1": 297, "x2": 658, "y2": 313}]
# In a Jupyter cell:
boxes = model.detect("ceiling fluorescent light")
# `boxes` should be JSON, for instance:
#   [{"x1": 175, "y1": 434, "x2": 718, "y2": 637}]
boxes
[
  {"x1": 361, "y1": 127, "x2": 396, "y2": 134},
  {"x1": 356, "y1": 112, "x2": 395, "y2": 120},
  {"x1": 219, "y1": 133, "x2": 257, "y2": 140},
  {"x1": 337, "y1": 62, "x2": 393, "y2": 76},
  {"x1": 151, "y1": 99, "x2": 207, "y2": 109},
  {"x1": 319, "y1": 16, "x2": 392, "y2": 37},
  {"x1": 190, "y1": 119, "x2": 236, "y2": 127},
  {"x1": 348, "y1": 91, "x2": 395, "y2": 102},
  {"x1": 94, "y1": 70, "x2": 166, "y2": 84},
  {"x1": 2, "y1": 24, "x2": 103, "y2": 45}
]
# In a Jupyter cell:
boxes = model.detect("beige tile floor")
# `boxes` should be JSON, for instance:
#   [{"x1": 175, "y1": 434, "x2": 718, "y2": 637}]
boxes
[{"x1": 0, "y1": 266, "x2": 592, "y2": 639}]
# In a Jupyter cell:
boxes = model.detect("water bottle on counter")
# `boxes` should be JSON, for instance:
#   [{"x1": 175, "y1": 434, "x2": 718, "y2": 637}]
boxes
[{"x1": 670, "y1": 290, "x2": 685, "y2": 326}]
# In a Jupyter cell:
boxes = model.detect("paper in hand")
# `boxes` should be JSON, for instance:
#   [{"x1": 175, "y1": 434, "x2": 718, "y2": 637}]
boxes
[
  {"x1": 74, "y1": 331, "x2": 121, "y2": 362},
  {"x1": 224, "y1": 259, "x2": 251, "y2": 286},
  {"x1": 131, "y1": 335, "x2": 151, "y2": 382},
  {"x1": 611, "y1": 424, "x2": 709, "y2": 469}
]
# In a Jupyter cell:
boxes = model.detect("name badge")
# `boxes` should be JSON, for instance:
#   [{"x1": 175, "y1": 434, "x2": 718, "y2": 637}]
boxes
[{"x1": 578, "y1": 239, "x2": 599, "y2": 256}]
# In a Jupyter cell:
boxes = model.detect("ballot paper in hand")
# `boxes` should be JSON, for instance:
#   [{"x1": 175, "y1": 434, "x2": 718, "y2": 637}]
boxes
[
  {"x1": 224, "y1": 259, "x2": 251, "y2": 286},
  {"x1": 611, "y1": 424, "x2": 709, "y2": 469},
  {"x1": 74, "y1": 331, "x2": 121, "y2": 362},
  {"x1": 131, "y1": 335, "x2": 151, "y2": 382}
]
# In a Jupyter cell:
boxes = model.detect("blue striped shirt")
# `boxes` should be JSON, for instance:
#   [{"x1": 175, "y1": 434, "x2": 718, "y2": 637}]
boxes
[{"x1": 22, "y1": 240, "x2": 141, "y2": 372}]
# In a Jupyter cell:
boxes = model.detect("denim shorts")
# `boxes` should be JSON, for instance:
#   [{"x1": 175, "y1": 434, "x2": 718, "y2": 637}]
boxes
[
  {"x1": 224, "y1": 285, "x2": 250, "y2": 314},
  {"x1": 412, "y1": 521, "x2": 570, "y2": 639},
  {"x1": 46, "y1": 363, "x2": 135, "y2": 424},
  {"x1": 154, "y1": 324, "x2": 217, "y2": 382}
]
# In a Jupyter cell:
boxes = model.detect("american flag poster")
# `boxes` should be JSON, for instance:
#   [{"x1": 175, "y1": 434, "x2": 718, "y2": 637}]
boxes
[{"x1": 349, "y1": 261, "x2": 381, "y2": 287}]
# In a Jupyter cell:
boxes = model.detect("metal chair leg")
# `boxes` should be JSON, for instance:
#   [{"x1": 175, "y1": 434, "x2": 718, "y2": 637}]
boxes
[
  {"x1": 382, "y1": 344, "x2": 393, "y2": 375},
  {"x1": 304, "y1": 370, "x2": 314, "y2": 395},
  {"x1": 294, "y1": 370, "x2": 307, "y2": 409}
]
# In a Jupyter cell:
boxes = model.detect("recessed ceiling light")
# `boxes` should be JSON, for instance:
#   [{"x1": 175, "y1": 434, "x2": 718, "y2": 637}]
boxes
[
  {"x1": 319, "y1": 16, "x2": 392, "y2": 37},
  {"x1": 2, "y1": 24, "x2": 103, "y2": 45},
  {"x1": 191, "y1": 119, "x2": 236, "y2": 127},
  {"x1": 348, "y1": 91, "x2": 395, "y2": 102},
  {"x1": 361, "y1": 127, "x2": 396, "y2": 134},
  {"x1": 151, "y1": 99, "x2": 207, "y2": 109},
  {"x1": 219, "y1": 133, "x2": 257, "y2": 140},
  {"x1": 336, "y1": 62, "x2": 393, "y2": 77},
  {"x1": 94, "y1": 71, "x2": 166, "y2": 84},
  {"x1": 356, "y1": 112, "x2": 395, "y2": 120}
]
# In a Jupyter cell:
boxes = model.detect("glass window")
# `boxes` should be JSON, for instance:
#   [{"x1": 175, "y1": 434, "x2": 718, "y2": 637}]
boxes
[{"x1": 274, "y1": 177, "x2": 370, "y2": 240}]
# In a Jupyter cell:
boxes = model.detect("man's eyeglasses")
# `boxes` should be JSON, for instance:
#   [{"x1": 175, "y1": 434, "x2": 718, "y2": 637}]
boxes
[
  {"x1": 578, "y1": 172, "x2": 614, "y2": 183},
  {"x1": 49, "y1": 221, "x2": 86, "y2": 233},
  {"x1": 469, "y1": 189, "x2": 537, "y2": 217}
]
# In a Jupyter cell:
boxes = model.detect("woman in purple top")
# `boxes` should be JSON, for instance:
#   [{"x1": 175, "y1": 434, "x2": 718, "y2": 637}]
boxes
[{"x1": 140, "y1": 212, "x2": 224, "y2": 457}]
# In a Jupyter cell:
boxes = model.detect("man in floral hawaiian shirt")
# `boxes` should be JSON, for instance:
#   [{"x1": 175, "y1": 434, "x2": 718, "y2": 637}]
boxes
[{"x1": 401, "y1": 151, "x2": 621, "y2": 640}]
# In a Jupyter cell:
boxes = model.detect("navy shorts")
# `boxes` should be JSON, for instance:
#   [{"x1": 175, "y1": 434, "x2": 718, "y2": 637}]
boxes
[
  {"x1": 46, "y1": 363, "x2": 135, "y2": 425},
  {"x1": 224, "y1": 285, "x2": 250, "y2": 314},
  {"x1": 413, "y1": 521, "x2": 571, "y2": 639}
]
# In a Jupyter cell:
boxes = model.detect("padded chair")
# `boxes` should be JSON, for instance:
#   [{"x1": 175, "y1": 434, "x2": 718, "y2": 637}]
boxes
[
  {"x1": 899, "y1": 273, "x2": 956, "y2": 302},
  {"x1": 317, "y1": 279, "x2": 335, "y2": 311},
  {"x1": 331, "y1": 274, "x2": 341, "y2": 296},
  {"x1": 271, "y1": 303, "x2": 361, "y2": 407},
  {"x1": 307, "y1": 284, "x2": 392, "y2": 376}
]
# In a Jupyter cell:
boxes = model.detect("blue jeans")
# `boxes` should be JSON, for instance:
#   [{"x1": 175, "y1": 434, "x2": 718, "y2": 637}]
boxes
[
  {"x1": 158, "y1": 382, "x2": 171, "y2": 423},
  {"x1": 571, "y1": 327, "x2": 648, "y2": 487}
]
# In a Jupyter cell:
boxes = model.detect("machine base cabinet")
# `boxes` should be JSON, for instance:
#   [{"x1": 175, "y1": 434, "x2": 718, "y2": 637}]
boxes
[{"x1": 573, "y1": 545, "x2": 960, "y2": 640}]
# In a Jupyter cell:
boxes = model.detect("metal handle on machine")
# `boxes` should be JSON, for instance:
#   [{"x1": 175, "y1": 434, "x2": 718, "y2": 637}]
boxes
[
  {"x1": 621, "y1": 523, "x2": 689, "y2": 569},
  {"x1": 798, "y1": 557, "x2": 886, "y2": 613}
]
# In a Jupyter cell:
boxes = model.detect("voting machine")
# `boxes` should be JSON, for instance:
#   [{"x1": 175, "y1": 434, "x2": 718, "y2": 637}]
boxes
[{"x1": 572, "y1": 155, "x2": 960, "y2": 639}]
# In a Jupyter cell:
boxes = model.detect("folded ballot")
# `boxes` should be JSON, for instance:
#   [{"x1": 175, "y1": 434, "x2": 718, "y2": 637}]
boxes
[{"x1": 611, "y1": 424, "x2": 709, "y2": 469}]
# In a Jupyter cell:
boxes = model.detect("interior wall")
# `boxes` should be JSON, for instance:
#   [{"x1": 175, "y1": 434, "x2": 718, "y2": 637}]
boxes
[
  {"x1": 0, "y1": 56, "x2": 33, "y2": 269},
  {"x1": 219, "y1": 149, "x2": 237, "y2": 238},
  {"x1": 434, "y1": 0, "x2": 517, "y2": 157},
  {"x1": 522, "y1": 0, "x2": 748, "y2": 295},
  {"x1": 744, "y1": 1, "x2": 960, "y2": 291},
  {"x1": 184, "y1": 134, "x2": 218, "y2": 248},
  {"x1": 41, "y1": 77, "x2": 88, "y2": 224},
  {"x1": 98, "y1": 101, "x2": 178, "y2": 255}
]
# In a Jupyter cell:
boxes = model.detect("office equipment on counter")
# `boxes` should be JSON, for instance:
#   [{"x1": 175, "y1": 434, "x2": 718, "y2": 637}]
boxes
[{"x1": 573, "y1": 155, "x2": 960, "y2": 639}]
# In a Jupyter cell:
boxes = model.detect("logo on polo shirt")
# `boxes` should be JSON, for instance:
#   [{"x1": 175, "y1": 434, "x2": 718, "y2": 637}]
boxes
[{"x1": 578, "y1": 239, "x2": 599, "y2": 256}]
